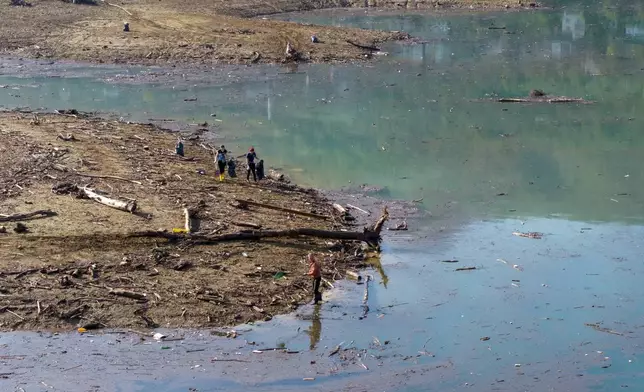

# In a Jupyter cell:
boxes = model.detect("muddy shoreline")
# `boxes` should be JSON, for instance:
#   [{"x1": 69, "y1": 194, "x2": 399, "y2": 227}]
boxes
[
  {"x1": 0, "y1": 0, "x2": 544, "y2": 67},
  {"x1": 0, "y1": 110, "x2": 402, "y2": 332}
]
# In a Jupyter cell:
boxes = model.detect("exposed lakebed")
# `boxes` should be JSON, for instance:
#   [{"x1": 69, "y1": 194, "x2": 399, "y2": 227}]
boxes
[{"x1": 2, "y1": 2, "x2": 644, "y2": 391}]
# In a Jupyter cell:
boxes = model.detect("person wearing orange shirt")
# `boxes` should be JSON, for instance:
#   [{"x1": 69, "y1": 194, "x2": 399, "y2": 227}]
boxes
[{"x1": 306, "y1": 253, "x2": 322, "y2": 304}]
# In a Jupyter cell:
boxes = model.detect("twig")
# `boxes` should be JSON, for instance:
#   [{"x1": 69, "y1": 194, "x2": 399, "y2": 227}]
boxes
[
  {"x1": 321, "y1": 277, "x2": 334, "y2": 289},
  {"x1": 6, "y1": 309, "x2": 24, "y2": 320},
  {"x1": 347, "y1": 204, "x2": 370, "y2": 215},
  {"x1": 211, "y1": 358, "x2": 249, "y2": 363},
  {"x1": 37, "y1": 300, "x2": 41, "y2": 315},
  {"x1": 107, "y1": 2, "x2": 132, "y2": 15},
  {"x1": 62, "y1": 364, "x2": 82, "y2": 372}
]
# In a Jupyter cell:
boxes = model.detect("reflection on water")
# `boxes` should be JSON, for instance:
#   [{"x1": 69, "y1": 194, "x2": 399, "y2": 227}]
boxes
[
  {"x1": 2, "y1": 2, "x2": 644, "y2": 391},
  {"x1": 306, "y1": 305, "x2": 322, "y2": 350}
]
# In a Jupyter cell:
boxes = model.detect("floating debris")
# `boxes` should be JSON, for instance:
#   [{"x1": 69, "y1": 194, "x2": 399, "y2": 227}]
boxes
[{"x1": 512, "y1": 231, "x2": 543, "y2": 239}]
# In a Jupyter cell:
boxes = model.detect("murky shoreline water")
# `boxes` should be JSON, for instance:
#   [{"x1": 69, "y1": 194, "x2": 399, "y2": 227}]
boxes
[{"x1": 3, "y1": 1, "x2": 644, "y2": 391}]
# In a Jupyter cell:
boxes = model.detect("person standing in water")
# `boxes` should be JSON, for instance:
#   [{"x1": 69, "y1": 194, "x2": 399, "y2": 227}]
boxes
[
  {"x1": 306, "y1": 253, "x2": 322, "y2": 304},
  {"x1": 215, "y1": 148, "x2": 227, "y2": 181},
  {"x1": 246, "y1": 147, "x2": 258, "y2": 182}
]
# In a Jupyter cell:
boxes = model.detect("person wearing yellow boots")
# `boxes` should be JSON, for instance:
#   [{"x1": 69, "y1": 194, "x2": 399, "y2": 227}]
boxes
[{"x1": 215, "y1": 148, "x2": 227, "y2": 181}]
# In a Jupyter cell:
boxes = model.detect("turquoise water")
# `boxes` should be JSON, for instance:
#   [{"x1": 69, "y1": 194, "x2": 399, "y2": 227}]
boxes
[{"x1": 2, "y1": 1, "x2": 644, "y2": 390}]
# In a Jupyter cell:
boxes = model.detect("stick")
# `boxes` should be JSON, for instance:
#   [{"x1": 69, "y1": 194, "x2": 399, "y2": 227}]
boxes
[
  {"x1": 7, "y1": 309, "x2": 24, "y2": 320},
  {"x1": 231, "y1": 221, "x2": 262, "y2": 229},
  {"x1": 37, "y1": 300, "x2": 41, "y2": 315},
  {"x1": 83, "y1": 187, "x2": 137, "y2": 213},
  {"x1": 107, "y1": 2, "x2": 132, "y2": 15},
  {"x1": 321, "y1": 277, "x2": 334, "y2": 289},
  {"x1": 455, "y1": 267, "x2": 477, "y2": 271},
  {"x1": 346, "y1": 40, "x2": 380, "y2": 51},
  {"x1": 109, "y1": 288, "x2": 147, "y2": 301},
  {"x1": 0, "y1": 210, "x2": 57, "y2": 222},
  {"x1": 184, "y1": 208, "x2": 192, "y2": 233},
  {"x1": 347, "y1": 204, "x2": 370, "y2": 215},
  {"x1": 371, "y1": 207, "x2": 389, "y2": 235},
  {"x1": 234, "y1": 199, "x2": 329, "y2": 220},
  {"x1": 75, "y1": 172, "x2": 142, "y2": 185}
]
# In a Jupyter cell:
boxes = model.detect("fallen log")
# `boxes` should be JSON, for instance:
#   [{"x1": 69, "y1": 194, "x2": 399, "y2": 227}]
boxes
[
  {"x1": 0, "y1": 210, "x2": 57, "y2": 223},
  {"x1": 346, "y1": 40, "x2": 380, "y2": 51},
  {"x1": 128, "y1": 208, "x2": 389, "y2": 246},
  {"x1": 83, "y1": 187, "x2": 137, "y2": 213},
  {"x1": 131, "y1": 227, "x2": 381, "y2": 246},
  {"x1": 234, "y1": 199, "x2": 329, "y2": 220}
]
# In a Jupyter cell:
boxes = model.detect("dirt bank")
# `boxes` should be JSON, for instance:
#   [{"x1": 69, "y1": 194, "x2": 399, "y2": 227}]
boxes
[
  {"x1": 0, "y1": 0, "x2": 542, "y2": 66},
  {"x1": 0, "y1": 110, "x2": 387, "y2": 331}
]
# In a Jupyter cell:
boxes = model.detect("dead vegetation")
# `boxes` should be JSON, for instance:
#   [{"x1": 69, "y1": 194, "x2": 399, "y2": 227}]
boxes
[{"x1": 0, "y1": 111, "x2": 386, "y2": 331}]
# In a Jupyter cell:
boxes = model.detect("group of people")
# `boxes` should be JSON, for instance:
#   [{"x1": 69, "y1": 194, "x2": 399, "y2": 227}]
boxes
[
  {"x1": 175, "y1": 138, "x2": 265, "y2": 182},
  {"x1": 214, "y1": 145, "x2": 265, "y2": 182},
  {"x1": 213, "y1": 146, "x2": 265, "y2": 182}
]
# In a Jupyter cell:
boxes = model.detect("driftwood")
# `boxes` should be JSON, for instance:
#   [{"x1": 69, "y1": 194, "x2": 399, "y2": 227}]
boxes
[
  {"x1": 345, "y1": 270, "x2": 362, "y2": 281},
  {"x1": 347, "y1": 204, "x2": 370, "y2": 216},
  {"x1": 234, "y1": 199, "x2": 329, "y2": 220},
  {"x1": 0, "y1": 210, "x2": 57, "y2": 223},
  {"x1": 184, "y1": 208, "x2": 192, "y2": 233},
  {"x1": 75, "y1": 172, "x2": 142, "y2": 185},
  {"x1": 267, "y1": 170, "x2": 287, "y2": 182},
  {"x1": 346, "y1": 40, "x2": 380, "y2": 52},
  {"x1": 455, "y1": 267, "x2": 477, "y2": 271},
  {"x1": 129, "y1": 208, "x2": 389, "y2": 246},
  {"x1": 231, "y1": 221, "x2": 262, "y2": 229},
  {"x1": 585, "y1": 323, "x2": 625, "y2": 336},
  {"x1": 107, "y1": 2, "x2": 132, "y2": 15},
  {"x1": 131, "y1": 227, "x2": 381, "y2": 246},
  {"x1": 332, "y1": 203, "x2": 347, "y2": 215},
  {"x1": 83, "y1": 187, "x2": 137, "y2": 213},
  {"x1": 57, "y1": 133, "x2": 77, "y2": 142},
  {"x1": 109, "y1": 288, "x2": 147, "y2": 301},
  {"x1": 495, "y1": 96, "x2": 592, "y2": 104}
]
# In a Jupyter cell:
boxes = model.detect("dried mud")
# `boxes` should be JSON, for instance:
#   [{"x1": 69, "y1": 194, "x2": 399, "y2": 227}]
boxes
[{"x1": 0, "y1": 111, "x2": 382, "y2": 332}]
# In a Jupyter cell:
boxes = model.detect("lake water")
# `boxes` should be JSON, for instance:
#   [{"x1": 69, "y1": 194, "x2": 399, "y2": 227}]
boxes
[{"x1": 2, "y1": 1, "x2": 644, "y2": 391}]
